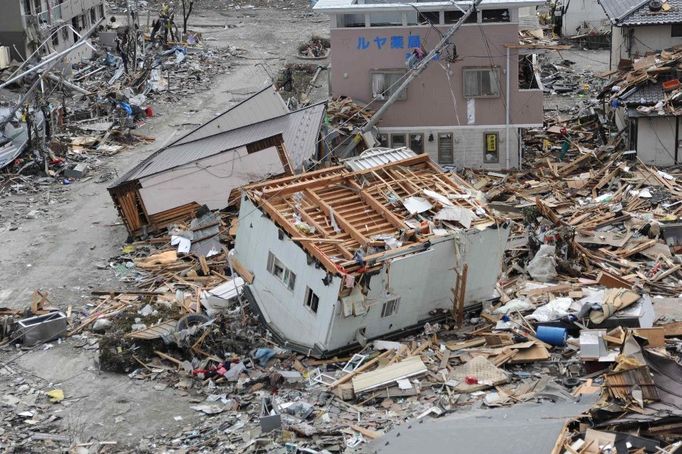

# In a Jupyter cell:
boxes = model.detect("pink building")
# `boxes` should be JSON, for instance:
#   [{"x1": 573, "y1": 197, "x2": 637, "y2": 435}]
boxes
[{"x1": 314, "y1": 0, "x2": 545, "y2": 169}]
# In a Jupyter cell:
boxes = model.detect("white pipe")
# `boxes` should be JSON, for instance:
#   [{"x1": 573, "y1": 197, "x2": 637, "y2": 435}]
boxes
[{"x1": 505, "y1": 46, "x2": 511, "y2": 169}]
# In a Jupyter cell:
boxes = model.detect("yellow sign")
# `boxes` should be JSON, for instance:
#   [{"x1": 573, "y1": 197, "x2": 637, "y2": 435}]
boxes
[{"x1": 485, "y1": 133, "x2": 498, "y2": 152}]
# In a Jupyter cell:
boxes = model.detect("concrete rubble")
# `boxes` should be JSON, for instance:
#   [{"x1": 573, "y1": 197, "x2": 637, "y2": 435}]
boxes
[{"x1": 0, "y1": 1, "x2": 681, "y2": 453}]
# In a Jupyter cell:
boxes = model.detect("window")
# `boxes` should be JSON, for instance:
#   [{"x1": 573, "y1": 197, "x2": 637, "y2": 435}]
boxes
[
  {"x1": 51, "y1": 33, "x2": 59, "y2": 47},
  {"x1": 463, "y1": 67, "x2": 500, "y2": 98},
  {"x1": 444, "y1": 10, "x2": 477, "y2": 24},
  {"x1": 672, "y1": 24, "x2": 682, "y2": 37},
  {"x1": 409, "y1": 133, "x2": 424, "y2": 154},
  {"x1": 90, "y1": 7, "x2": 96, "y2": 23},
  {"x1": 340, "y1": 13, "x2": 365, "y2": 27},
  {"x1": 62, "y1": 27, "x2": 69, "y2": 42},
  {"x1": 438, "y1": 133, "x2": 454, "y2": 164},
  {"x1": 418, "y1": 11, "x2": 440, "y2": 25},
  {"x1": 267, "y1": 251, "x2": 296, "y2": 291},
  {"x1": 377, "y1": 133, "x2": 389, "y2": 147},
  {"x1": 99, "y1": 4, "x2": 105, "y2": 18},
  {"x1": 380, "y1": 298, "x2": 400, "y2": 317},
  {"x1": 482, "y1": 9, "x2": 510, "y2": 23},
  {"x1": 369, "y1": 12, "x2": 402, "y2": 27},
  {"x1": 371, "y1": 71, "x2": 407, "y2": 101},
  {"x1": 391, "y1": 134, "x2": 407, "y2": 148},
  {"x1": 484, "y1": 132, "x2": 499, "y2": 164},
  {"x1": 304, "y1": 287, "x2": 319, "y2": 313}
]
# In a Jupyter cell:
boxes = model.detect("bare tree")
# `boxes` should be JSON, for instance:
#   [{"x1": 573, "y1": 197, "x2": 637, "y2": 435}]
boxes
[{"x1": 180, "y1": 0, "x2": 197, "y2": 34}]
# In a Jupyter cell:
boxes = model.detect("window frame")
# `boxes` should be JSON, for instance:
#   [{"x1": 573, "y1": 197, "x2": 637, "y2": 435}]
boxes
[
  {"x1": 463, "y1": 66, "x2": 501, "y2": 99},
  {"x1": 481, "y1": 8, "x2": 510, "y2": 23},
  {"x1": 304, "y1": 287, "x2": 320, "y2": 313},
  {"x1": 266, "y1": 251, "x2": 296, "y2": 291},
  {"x1": 438, "y1": 132, "x2": 454, "y2": 165},
  {"x1": 380, "y1": 298, "x2": 400, "y2": 318},
  {"x1": 370, "y1": 70, "x2": 407, "y2": 102},
  {"x1": 444, "y1": 10, "x2": 478, "y2": 24},
  {"x1": 409, "y1": 133, "x2": 425, "y2": 154},
  {"x1": 672, "y1": 23, "x2": 682, "y2": 37},
  {"x1": 391, "y1": 133, "x2": 407, "y2": 148}
]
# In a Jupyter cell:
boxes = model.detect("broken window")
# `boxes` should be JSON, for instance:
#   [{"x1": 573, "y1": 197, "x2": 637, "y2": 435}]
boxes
[
  {"x1": 90, "y1": 7, "x2": 96, "y2": 23},
  {"x1": 391, "y1": 134, "x2": 407, "y2": 148},
  {"x1": 518, "y1": 55, "x2": 539, "y2": 90},
  {"x1": 377, "y1": 133, "x2": 389, "y2": 146},
  {"x1": 438, "y1": 133, "x2": 454, "y2": 164},
  {"x1": 418, "y1": 11, "x2": 440, "y2": 25},
  {"x1": 444, "y1": 10, "x2": 477, "y2": 25},
  {"x1": 380, "y1": 298, "x2": 400, "y2": 317},
  {"x1": 62, "y1": 27, "x2": 69, "y2": 42},
  {"x1": 409, "y1": 133, "x2": 424, "y2": 153},
  {"x1": 482, "y1": 9, "x2": 510, "y2": 23},
  {"x1": 463, "y1": 67, "x2": 500, "y2": 98},
  {"x1": 52, "y1": 33, "x2": 59, "y2": 47},
  {"x1": 371, "y1": 71, "x2": 407, "y2": 101},
  {"x1": 369, "y1": 12, "x2": 402, "y2": 27},
  {"x1": 267, "y1": 252, "x2": 296, "y2": 291},
  {"x1": 672, "y1": 24, "x2": 682, "y2": 37},
  {"x1": 99, "y1": 4, "x2": 105, "y2": 18},
  {"x1": 340, "y1": 13, "x2": 365, "y2": 28},
  {"x1": 304, "y1": 287, "x2": 319, "y2": 313}
]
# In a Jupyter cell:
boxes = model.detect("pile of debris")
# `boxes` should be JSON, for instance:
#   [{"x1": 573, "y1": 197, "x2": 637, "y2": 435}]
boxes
[
  {"x1": 297, "y1": 36, "x2": 330, "y2": 59},
  {"x1": 603, "y1": 47, "x2": 682, "y2": 116}
]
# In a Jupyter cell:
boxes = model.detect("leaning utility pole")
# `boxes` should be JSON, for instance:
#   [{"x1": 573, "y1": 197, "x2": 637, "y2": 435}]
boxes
[{"x1": 341, "y1": 0, "x2": 483, "y2": 157}]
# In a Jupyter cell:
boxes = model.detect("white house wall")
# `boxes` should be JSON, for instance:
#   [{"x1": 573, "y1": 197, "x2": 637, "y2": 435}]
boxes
[
  {"x1": 562, "y1": 0, "x2": 608, "y2": 36},
  {"x1": 612, "y1": 25, "x2": 682, "y2": 67},
  {"x1": 379, "y1": 126, "x2": 522, "y2": 169},
  {"x1": 325, "y1": 226, "x2": 510, "y2": 352},
  {"x1": 636, "y1": 116, "x2": 678, "y2": 166},
  {"x1": 138, "y1": 146, "x2": 284, "y2": 215},
  {"x1": 234, "y1": 198, "x2": 343, "y2": 351}
]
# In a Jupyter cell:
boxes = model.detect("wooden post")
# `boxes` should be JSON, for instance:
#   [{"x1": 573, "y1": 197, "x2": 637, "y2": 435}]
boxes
[{"x1": 452, "y1": 263, "x2": 468, "y2": 327}]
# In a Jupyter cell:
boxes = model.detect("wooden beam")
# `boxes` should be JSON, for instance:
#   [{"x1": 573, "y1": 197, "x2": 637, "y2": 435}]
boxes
[
  {"x1": 348, "y1": 180, "x2": 407, "y2": 230},
  {"x1": 304, "y1": 188, "x2": 370, "y2": 247},
  {"x1": 259, "y1": 197, "x2": 340, "y2": 273}
]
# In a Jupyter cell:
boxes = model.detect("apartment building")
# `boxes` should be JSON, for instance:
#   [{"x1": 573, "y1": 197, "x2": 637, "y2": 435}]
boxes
[
  {"x1": 0, "y1": 0, "x2": 105, "y2": 64},
  {"x1": 313, "y1": 0, "x2": 545, "y2": 169}
]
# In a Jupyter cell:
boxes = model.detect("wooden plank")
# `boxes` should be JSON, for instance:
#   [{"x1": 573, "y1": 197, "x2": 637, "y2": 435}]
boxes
[
  {"x1": 351, "y1": 356, "x2": 427, "y2": 394},
  {"x1": 304, "y1": 188, "x2": 369, "y2": 246},
  {"x1": 229, "y1": 254, "x2": 254, "y2": 284},
  {"x1": 329, "y1": 350, "x2": 393, "y2": 389}
]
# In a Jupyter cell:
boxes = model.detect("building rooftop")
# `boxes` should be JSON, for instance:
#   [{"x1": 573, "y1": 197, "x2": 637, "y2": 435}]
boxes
[
  {"x1": 598, "y1": 0, "x2": 682, "y2": 26},
  {"x1": 243, "y1": 150, "x2": 498, "y2": 276},
  {"x1": 313, "y1": 0, "x2": 543, "y2": 13},
  {"x1": 111, "y1": 101, "x2": 325, "y2": 186}
]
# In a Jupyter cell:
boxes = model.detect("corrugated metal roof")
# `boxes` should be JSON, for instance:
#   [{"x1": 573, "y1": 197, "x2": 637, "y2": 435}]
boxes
[
  {"x1": 175, "y1": 85, "x2": 288, "y2": 146},
  {"x1": 343, "y1": 147, "x2": 417, "y2": 171},
  {"x1": 619, "y1": 0, "x2": 682, "y2": 25},
  {"x1": 114, "y1": 102, "x2": 326, "y2": 183}
]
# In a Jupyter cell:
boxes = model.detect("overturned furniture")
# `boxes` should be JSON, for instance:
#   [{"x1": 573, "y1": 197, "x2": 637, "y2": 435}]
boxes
[{"x1": 233, "y1": 148, "x2": 510, "y2": 357}]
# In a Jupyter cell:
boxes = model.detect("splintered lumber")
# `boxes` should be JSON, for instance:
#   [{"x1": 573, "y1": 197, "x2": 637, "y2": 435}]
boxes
[
  {"x1": 351, "y1": 356, "x2": 427, "y2": 394},
  {"x1": 329, "y1": 350, "x2": 393, "y2": 389},
  {"x1": 596, "y1": 270, "x2": 632, "y2": 289},
  {"x1": 229, "y1": 254, "x2": 254, "y2": 284}
]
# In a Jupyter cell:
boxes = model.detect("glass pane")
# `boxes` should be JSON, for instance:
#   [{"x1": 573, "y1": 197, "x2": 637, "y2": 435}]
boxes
[
  {"x1": 369, "y1": 12, "x2": 402, "y2": 27},
  {"x1": 341, "y1": 13, "x2": 365, "y2": 27},
  {"x1": 409, "y1": 134, "x2": 424, "y2": 153},
  {"x1": 391, "y1": 134, "x2": 407, "y2": 148}
]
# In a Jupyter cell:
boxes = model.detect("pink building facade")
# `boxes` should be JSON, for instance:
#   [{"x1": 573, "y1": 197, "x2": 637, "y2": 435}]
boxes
[{"x1": 314, "y1": 0, "x2": 545, "y2": 169}]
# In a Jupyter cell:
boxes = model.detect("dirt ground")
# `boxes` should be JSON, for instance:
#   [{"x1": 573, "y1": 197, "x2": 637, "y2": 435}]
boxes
[{"x1": 0, "y1": 1, "x2": 328, "y2": 448}]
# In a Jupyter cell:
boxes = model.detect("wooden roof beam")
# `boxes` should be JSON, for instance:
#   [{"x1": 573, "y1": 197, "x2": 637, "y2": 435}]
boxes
[
  {"x1": 304, "y1": 188, "x2": 370, "y2": 247},
  {"x1": 348, "y1": 180, "x2": 406, "y2": 231},
  {"x1": 258, "y1": 197, "x2": 339, "y2": 274}
]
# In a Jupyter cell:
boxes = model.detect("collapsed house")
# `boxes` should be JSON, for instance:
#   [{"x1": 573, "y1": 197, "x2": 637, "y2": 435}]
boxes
[
  {"x1": 108, "y1": 86, "x2": 326, "y2": 235},
  {"x1": 232, "y1": 149, "x2": 509, "y2": 357},
  {"x1": 603, "y1": 48, "x2": 682, "y2": 166}
]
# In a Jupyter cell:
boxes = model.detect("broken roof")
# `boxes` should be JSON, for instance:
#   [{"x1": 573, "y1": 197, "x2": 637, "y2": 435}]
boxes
[
  {"x1": 173, "y1": 85, "x2": 288, "y2": 146},
  {"x1": 111, "y1": 102, "x2": 326, "y2": 186},
  {"x1": 598, "y1": 0, "x2": 682, "y2": 26},
  {"x1": 243, "y1": 149, "x2": 497, "y2": 276}
]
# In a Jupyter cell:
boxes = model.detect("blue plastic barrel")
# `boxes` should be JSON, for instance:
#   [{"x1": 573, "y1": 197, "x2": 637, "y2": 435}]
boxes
[{"x1": 536, "y1": 325, "x2": 567, "y2": 346}]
